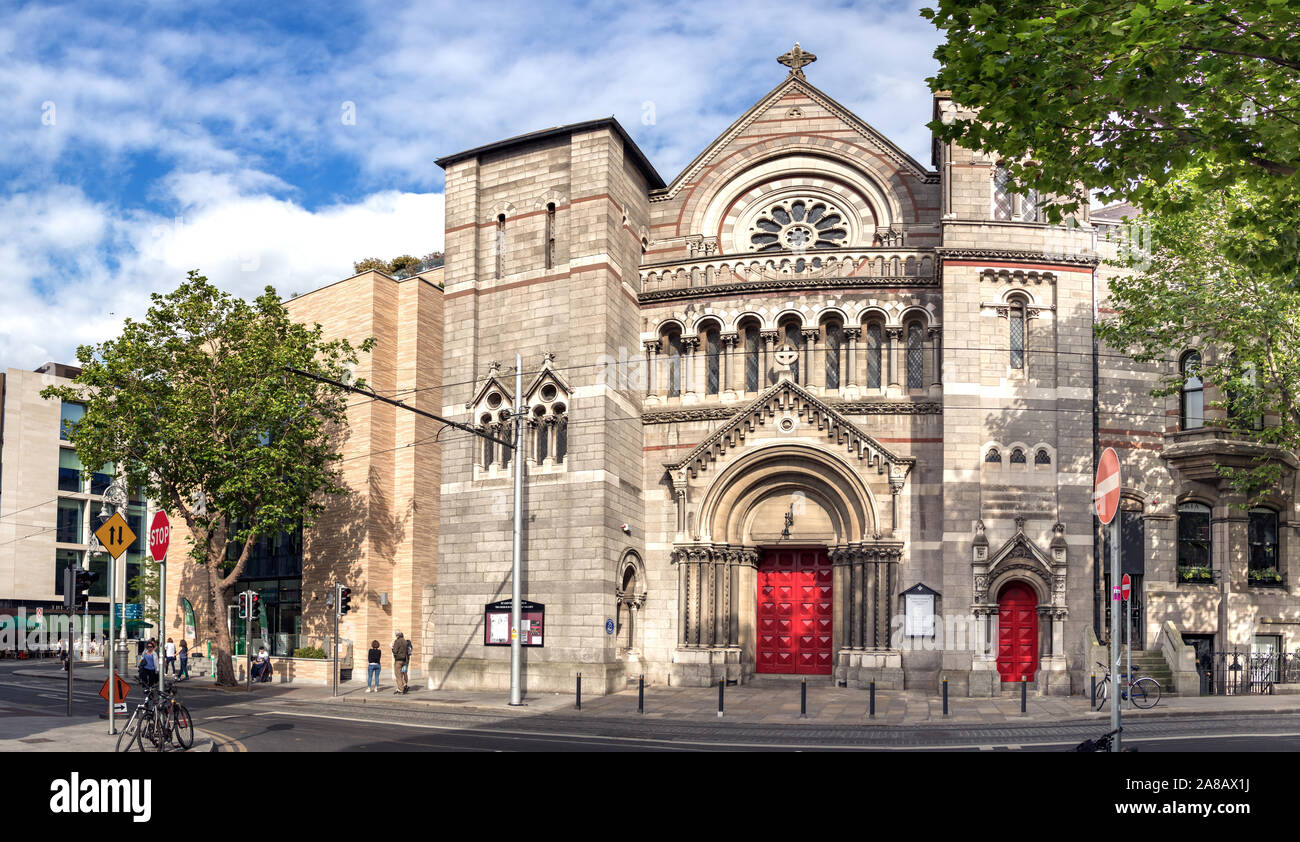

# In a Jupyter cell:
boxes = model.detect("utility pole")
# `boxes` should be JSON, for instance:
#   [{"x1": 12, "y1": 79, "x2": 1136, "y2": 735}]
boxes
[
  {"x1": 283, "y1": 364, "x2": 523, "y2": 702},
  {"x1": 510, "y1": 353, "x2": 523, "y2": 706}
]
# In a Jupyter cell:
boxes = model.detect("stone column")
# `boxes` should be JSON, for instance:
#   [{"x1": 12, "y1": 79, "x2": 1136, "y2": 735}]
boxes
[
  {"x1": 721, "y1": 333, "x2": 738, "y2": 397},
  {"x1": 803, "y1": 328, "x2": 821, "y2": 390},
  {"x1": 928, "y1": 326, "x2": 943, "y2": 387},
  {"x1": 643, "y1": 341, "x2": 658, "y2": 396},
  {"x1": 844, "y1": 327, "x2": 860, "y2": 389},
  {"x1": 761, "y1": 330, "x2": 779, "y2": 387},
  {"x1": 890, "y1": 475, "x2": 905, "y2": 536},
  {"x1": 886, "y1": 327, "x2": 903, "y2": 396},
  {"x1": 682, "y1": 336, "x2": 699, "y2": 398},
  {"x1": 865, "y1": 560, "x2": 879, "y2": 648}
]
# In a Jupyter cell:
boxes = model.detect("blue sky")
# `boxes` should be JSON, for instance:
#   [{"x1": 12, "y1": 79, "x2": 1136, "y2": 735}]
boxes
[{"x1": 1, "y1": 0, "x2": 943, "y2": 369}]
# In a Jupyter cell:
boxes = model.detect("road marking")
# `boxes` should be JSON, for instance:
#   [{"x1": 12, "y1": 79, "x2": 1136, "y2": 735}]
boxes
[{"x1": 201, "y1": 728, "x2": 247, "y2": 752}]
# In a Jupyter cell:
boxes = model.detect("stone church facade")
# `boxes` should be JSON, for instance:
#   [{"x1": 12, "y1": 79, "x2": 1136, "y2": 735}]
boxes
[{"x1": 429, "y1": 47, "x2": 1299, "y2": 697}]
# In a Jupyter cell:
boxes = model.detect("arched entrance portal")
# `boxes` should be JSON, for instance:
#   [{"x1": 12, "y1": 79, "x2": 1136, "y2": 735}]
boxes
[
  {"x1": 757, "y1": 547, "x2": 833, "y2": 675},
  {"x1": 996, "y1": 581, "x2": 1039, "y2": 683}
]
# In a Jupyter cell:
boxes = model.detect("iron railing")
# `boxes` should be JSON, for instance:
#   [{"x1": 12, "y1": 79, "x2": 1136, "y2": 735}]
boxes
[{"x1": 1200, "y1": 651, "x2": 1300, "y2": 695}]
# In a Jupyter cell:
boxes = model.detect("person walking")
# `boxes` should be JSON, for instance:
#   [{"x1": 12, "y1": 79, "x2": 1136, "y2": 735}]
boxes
[
  {"x1": 177, "y1": 639, "x2": 190, "y2": 679},
  {"x1": 367, "y1": 640, "x2": 382, "y2": 693},
  {"x1": 164, "y1": 638, "x2": 177, "y2": 675},
  {"x1": 138, "y1": 640, "x2": 159, "y2": 688},
  {"x1": 391, "y1": 631, "x2": 412, "y2": 694}
]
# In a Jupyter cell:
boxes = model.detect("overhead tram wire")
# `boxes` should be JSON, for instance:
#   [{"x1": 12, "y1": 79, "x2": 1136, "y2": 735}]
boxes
[{"x1": 283, "y1": 366, "x2": 514, "y2": 449}]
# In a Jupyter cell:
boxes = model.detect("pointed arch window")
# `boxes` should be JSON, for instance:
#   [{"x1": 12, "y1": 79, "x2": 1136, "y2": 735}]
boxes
[
  {"x1": 495, "y1": 214, "x2": 506, "y2": 279},
  {"x1": 993, "y1": 165, "x2": 1013, "y2": 220},
  {"x1": 1009, "y1": 298, "x2": 1026, "y2": 370},
  {"x1": 866, "y1": 323, "x2": 883, "y2": 389},
  {"x1": 782, "y1": 321, "x2": 804, "y2": 384},
  {"x1": 985, "y1": 448, "x2": 1002, "y2": 464},
  {"x1": 663, "y1": 329, "x2": 683, "y2": 398},
  {"x1": 824, "y1": 321, "x2": 842, "y2": 390},
  {"x1": 705, "y1": 327, "x2": 721, "y2": 396},
  {"x1": 906, "y1": 323, "x2": 924, "y2": 388},
  {"x1": 1010, "y1": 448, "x2": 1026, "y2": 465},
  {"x1": 544, "y1": 203, "x2": 556, "y2": 270},
  {"x1": 744, "y1": 324, "x2": 760, "y2": 393}
]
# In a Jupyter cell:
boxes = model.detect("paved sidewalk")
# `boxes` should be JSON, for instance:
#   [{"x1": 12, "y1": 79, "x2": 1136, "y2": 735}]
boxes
[
  {"x1": 0, "y1": 712, "x2": 215, "y2": 752},
  {"x1": 15, "y1": 664, "x2": 1300, "y2": 731}
]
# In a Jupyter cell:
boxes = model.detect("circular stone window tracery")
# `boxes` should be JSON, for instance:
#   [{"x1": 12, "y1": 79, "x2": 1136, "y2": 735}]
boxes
[{"x1": 749, "y1": 198, "x2": 848, "y2": 252}]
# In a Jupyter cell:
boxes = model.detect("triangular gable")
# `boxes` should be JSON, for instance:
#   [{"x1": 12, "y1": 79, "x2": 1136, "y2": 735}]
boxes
[
  {"x1": 466, "y1": 363, "x2": 514, "y2": 409},
  {"x1": 522, "y1": 354, "x2": 572, "y2": 402},
  {"x1": 658, "y1": 74, "x2": 933, "y2": 201},
  {"x1": 987, "y1": 519, "x2": 1055, "y2": 572},
  {"x1": 668, "y1": 376, "x2": 915, "y2": 480}
]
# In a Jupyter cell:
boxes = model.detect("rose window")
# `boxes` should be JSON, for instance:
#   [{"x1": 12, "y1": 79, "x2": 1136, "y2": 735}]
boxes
[{"x1": 749, "y1": 199, "x2": 848, "y2": 252}]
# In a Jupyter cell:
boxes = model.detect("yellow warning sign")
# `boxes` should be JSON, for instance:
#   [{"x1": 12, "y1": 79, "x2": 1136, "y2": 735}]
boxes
[{"x1": 94, "y1": 511, "x2": 136, "y2": 560}]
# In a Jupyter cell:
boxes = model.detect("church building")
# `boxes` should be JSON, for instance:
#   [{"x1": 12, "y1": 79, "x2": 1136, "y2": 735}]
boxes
[{"x1": 418, "y1": 46, "x2": 1298, "y2": 697}]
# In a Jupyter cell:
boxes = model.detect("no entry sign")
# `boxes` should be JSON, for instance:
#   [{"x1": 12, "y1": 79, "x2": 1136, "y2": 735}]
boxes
[
  {"x1": 1094, "y1": 447, "x2": 1121, "y2": 525},
  {"x1": 149, "y1": 511, "x2": 171, "y2": 561},
  {"x1": 1121, "y1": 573, "x2": 1132, "y2": 601}
]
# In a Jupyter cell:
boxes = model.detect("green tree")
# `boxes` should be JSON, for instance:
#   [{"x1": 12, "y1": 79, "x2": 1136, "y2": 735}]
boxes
[
  {"x1": 43, "y1": 272, "x2": 371, "y2": 685},
  {"x1": 352, "y1": 257, "x2": 388, "y2": 274},
  {"x1": 386, "y1": 254, "x2": 421, "y2": 276},
  {"x1": 922, "y1": 0, "x2": 1300, "y2": 278},
  {"x1": 1094, "y1": 173, "x2": 1300, "y2": 502},
  {"x1": 125, "y1": 555, "x2": 162, "y2": 623}
]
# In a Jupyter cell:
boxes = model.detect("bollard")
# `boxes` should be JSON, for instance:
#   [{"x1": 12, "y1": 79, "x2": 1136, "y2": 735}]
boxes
[
  {"x1": 576, "y1": 672, "x2": 581, "y2": 711},
  {"x1": 1020, "y1": 675, "x2": 1027, "y2": 715},
  {"x1": 869, "y1": 680, "x2": 876, "y2": 719},
  {"x1": 638, "y1": 674, "x2": 644, "y2": 714},
  {"x1": 942, "y1": 677, "x2": 949, "y2": 717},
  {"x1": 800, "y1": 678, "x2": 807, "y2": 719},
  {"x1": 718, "y1": 678, "x2": 724, "y2": 718},
  {"x1": 1090, "y1": 673, "x2": 1096, "y2": 708}
]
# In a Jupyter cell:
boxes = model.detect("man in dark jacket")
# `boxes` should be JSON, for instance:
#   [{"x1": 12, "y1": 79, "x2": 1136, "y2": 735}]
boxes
[{"x1": 391, "y1": 632, "x2": 412, "y2": 694}]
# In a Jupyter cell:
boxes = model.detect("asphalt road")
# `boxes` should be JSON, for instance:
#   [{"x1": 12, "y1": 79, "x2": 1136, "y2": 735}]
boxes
[{"x1": 7, "y1": 661, "x2": 1300, "y2": 752}]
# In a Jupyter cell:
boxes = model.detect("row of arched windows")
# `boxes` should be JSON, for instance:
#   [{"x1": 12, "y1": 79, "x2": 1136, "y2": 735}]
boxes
[
  {"x1": 649, "y1": 314, "x2": 938, "y2": 397},
  {"x1": 984, "y1": 447, "x2": 1052, "y2": 467}
]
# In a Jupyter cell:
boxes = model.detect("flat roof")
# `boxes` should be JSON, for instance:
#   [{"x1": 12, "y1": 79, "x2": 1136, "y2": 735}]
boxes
[{"x1": 435, "y1": 117, "x2": 666, "y2": 190}]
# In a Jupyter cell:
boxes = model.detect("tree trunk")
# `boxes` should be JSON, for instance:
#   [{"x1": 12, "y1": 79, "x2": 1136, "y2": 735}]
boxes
[{"x1": 212, "y1": 575, "x2": 239, "y2": 686}]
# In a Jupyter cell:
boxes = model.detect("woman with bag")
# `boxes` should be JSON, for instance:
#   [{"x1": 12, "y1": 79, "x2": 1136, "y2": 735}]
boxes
[{"x1": 366, "y1": 640, "x2": 381, "y2": 693}]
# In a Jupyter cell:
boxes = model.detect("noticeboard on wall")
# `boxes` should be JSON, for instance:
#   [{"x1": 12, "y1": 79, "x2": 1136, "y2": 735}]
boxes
[
  {"x1": 484, "y1": 600, "x2": 545, "y2": 647},
  {"x1": 902, "y1": 583, "x2": 939, "y2": 638}
]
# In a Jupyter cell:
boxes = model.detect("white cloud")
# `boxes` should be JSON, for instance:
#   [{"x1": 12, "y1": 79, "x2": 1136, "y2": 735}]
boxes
[{"x1": 0, "y1": 181, "x2": 443, "y2": 370}]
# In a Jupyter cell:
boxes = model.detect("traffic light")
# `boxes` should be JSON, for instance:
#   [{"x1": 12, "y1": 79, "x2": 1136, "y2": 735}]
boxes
[
  {"x1": 249, "y1": 592, "x2": 260, "y2": 616},
  {"x1": 237, "y1": 592, "x2": 248, "y2": 619},
  {"x1": 62, "y1": 567, "x2": 75, "y2": 611},
  {"x1": 73, "y1": 569, "x2": 98, "y2": 609},
  {"x1": 338, "y1": 586, "x2": 352, "y2": 616}
]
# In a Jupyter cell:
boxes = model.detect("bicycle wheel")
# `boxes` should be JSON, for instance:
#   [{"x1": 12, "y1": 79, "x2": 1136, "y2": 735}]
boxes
[
  {"x1": 1131, "y1": 677, "x2": 1161, "y2": 709},
  {"x1": 138, "y1": 710, "x2": 166, "y2": 752},
  {"x1": 116, "y1": 710, "x2": 141, "y2": 753},
  {"x1": 171, "y1": 703, "x2": 194, "y2": 750},
  {"x1": 1094, "y1": 680, "x2": 1109, "y2": 710}
]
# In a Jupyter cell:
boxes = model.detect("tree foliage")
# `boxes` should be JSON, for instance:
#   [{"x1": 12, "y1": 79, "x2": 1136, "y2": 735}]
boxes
[
  {"x1": 923, "y1": 0, "x2": 1300, "y2": 279},
  {"x1": 352, "y1": 252, "x2": 443, "y2": 277},
  {"x1": 1094, "y1": 173, "x2": 1300, "y2": 502},
  {"x1": 42, "y1": 272, "x2": 372, "y2": 684}
]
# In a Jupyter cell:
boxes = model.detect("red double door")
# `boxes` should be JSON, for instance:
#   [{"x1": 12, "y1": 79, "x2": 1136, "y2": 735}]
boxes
[
  {"x1": 757, "y1": 548, "x2": 833, "y2": 675},
  {"x1": 996, "y1": 581, "x2": 1039, "y2": 683}
]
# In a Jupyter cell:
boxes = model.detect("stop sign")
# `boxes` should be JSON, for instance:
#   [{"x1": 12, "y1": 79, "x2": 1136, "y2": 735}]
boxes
[
  {"x1": 1121, "y1": 573, "x2": 1131, "y2": 601},
  {"x1": 149, "y1": 511, "x2": 171, "y2": 561},
  {"x1": 1094, "y1": 447, "x2": 1121, "y2": 525}
]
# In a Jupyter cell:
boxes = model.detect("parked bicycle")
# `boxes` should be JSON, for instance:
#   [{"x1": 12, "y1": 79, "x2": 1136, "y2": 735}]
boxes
[
  {"x1": 1071, "y1": 727, "x2": 1138, "y2": 752},
  {"x1": 1093, "y1": 661, "x2": 1161, "y2": 709},
  {"x1": 115, "y1": 678, "x2": 193, "y2": 752}
]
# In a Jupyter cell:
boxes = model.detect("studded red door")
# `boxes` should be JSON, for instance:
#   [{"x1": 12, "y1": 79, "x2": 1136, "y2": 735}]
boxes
[
  {"x1": 996, "y1": 581, "x2": 1039, "y2": 683},
  {"x1": 757, "y1": 548, "x2": 833, "y2": 675}
]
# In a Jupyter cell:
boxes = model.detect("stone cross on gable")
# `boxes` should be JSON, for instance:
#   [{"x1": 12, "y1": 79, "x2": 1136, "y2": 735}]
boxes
[{"x1": 778, "y1": 43, "x2": 817, "y2": 78}]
